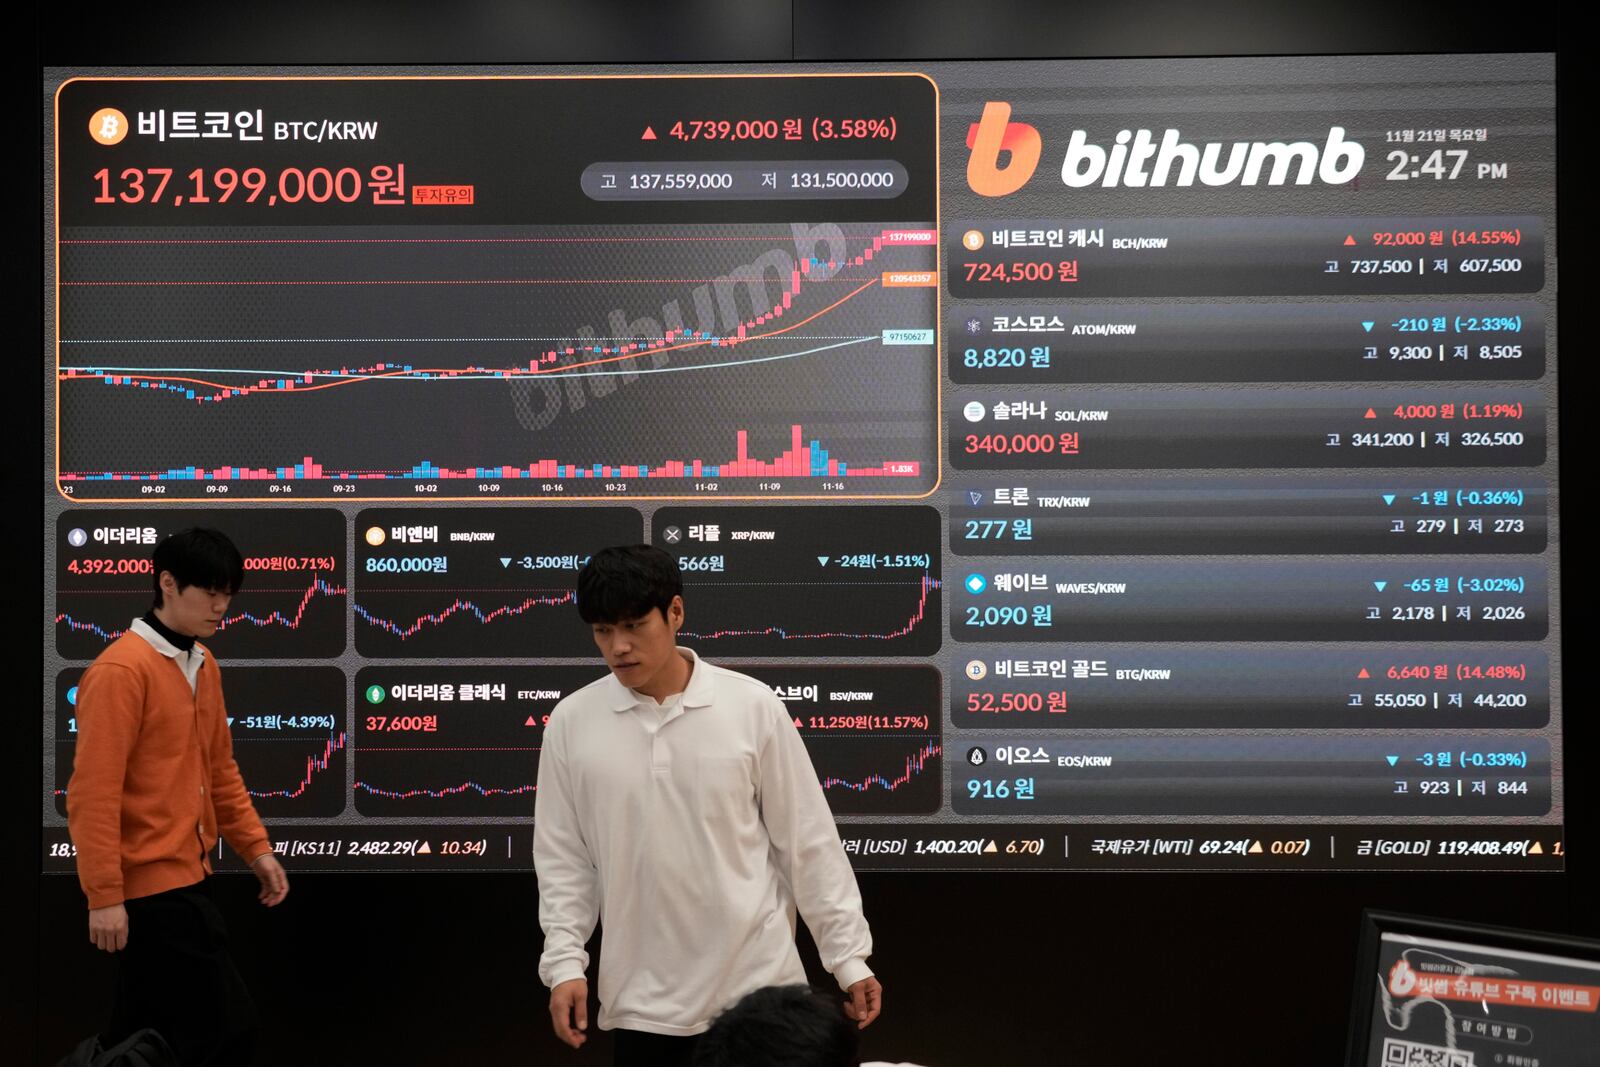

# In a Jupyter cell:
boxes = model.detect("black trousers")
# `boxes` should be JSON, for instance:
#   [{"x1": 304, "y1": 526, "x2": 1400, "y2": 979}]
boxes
[
  {"x1": 105, "y1": 881, "x2": 259, "y2": 1067},
  {"x1": 613, "y1": 1028, "x2": 700, "y2": 1067}
]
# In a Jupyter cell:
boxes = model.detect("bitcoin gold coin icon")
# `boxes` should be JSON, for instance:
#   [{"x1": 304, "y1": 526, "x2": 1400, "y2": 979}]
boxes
[{"x1": 88, "y1": 108, "x2": 130, "y2": 146}]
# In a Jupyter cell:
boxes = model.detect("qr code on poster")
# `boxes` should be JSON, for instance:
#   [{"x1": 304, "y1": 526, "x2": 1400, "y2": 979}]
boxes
[{"x1": 1382, "y1": 1037, "x2": 1475, "y2": 1066}]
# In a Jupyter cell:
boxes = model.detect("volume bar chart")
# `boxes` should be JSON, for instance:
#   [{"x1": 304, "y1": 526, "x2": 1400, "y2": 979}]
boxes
[{"x1": 72, "y1": 423, "x2": 920, "y2": 484}]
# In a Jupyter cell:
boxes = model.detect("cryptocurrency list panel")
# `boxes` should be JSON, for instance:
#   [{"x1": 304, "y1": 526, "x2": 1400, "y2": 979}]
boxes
[{"x1": 43, "y1": 54, "x2": 1559, "y2": 872}]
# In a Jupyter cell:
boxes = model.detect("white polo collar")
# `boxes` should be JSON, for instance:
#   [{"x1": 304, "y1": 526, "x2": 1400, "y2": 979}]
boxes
[
  {"x1": 129, "y1": 617, "x2": 207, "y2": 663},
  {"x1": 605, "y1": 646, "x2": 714, "y2": 712},
  {"x1": 129, "y1": 617, "x2": 207, "y2": 692}
]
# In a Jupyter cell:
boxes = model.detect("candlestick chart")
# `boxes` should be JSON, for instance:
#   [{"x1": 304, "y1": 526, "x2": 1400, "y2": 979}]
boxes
[{"x1": 57, "y1": 223, "x2": 938, "y2": 498}]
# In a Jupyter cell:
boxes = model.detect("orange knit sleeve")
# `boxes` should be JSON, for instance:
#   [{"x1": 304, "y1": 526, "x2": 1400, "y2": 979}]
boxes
[{"x1": 66, "y1": 662, "x2": 144, "y2": 909}]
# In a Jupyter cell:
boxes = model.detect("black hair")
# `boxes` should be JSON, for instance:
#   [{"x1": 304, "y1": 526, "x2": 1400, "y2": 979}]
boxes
[
  {"x1": 692, "y1": 985, "x2": 859, "y2": 1067},
  {"x1": 576, "y1": 545, "x2": 682, "y2": 624},
  {"x1": 151, "y1": 528, "x2": 245, "y2": 608}
]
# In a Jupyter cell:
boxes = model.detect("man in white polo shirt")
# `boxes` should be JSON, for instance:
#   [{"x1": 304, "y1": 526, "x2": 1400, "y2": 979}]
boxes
[{"x1": 535, "y1": 545, "x2": 882, "y2": 1066}]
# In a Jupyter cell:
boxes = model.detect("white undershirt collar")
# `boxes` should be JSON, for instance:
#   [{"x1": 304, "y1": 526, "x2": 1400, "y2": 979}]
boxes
[{"x1": 129, "y1": 617, "x2": 206, "y2": 693}]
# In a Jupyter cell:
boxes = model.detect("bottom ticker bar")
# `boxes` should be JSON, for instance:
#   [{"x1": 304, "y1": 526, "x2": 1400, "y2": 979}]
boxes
[{"x1": 42, "y1": 824, "x2": 1567, "y2": 873}]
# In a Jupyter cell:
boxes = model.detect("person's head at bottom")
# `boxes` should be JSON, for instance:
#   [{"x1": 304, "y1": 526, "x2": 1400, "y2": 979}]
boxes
[
  {"x1": 693, "y1": 985, "x2": 860, "y2": 1067},
  {"x1": 577, "y1": 545, "x2": 688, "y2": 700}
]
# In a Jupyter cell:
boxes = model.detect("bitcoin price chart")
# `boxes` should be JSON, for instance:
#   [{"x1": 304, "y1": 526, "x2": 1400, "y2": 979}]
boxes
[
  {"x1": 44, "y1": 54, "x2": 1561, "y2": 872},
  {"x1": 54, "y1": 75, "x2": 938, "y2": 500}
]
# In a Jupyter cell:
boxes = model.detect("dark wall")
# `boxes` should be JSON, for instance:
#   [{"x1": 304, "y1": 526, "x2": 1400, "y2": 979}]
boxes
[
  {"x1": 31, "y1": 869, "x2": 1584, "y2": 1065},
  {"x1": 31, "y1": 3, "x2": 1581, "y2": 1064}
]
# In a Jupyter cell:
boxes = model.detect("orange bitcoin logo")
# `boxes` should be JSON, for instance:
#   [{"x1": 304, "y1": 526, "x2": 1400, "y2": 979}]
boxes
[
  {"x1": 88, "y1": 108, "x2": 129, "y2": 146},
  {"x1": 965, "y1": 102, "x2": 1041, "y2": 197}
]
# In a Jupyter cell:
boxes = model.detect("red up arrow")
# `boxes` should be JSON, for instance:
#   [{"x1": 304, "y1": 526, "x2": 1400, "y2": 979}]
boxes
[
  {"x1": 641, "y1": 126, "x2": 657, "y2": 140},
  {"x1": 1344, "y1": 234, "x2": 1357, "y2": 245},
  {"x1": 1358, "y1": 668, "x2": 1370, "y2": 678},
  {"x1": 525, "y1": 716, "x2": 539, "y2": 726},
  {"x1": 1364, "y1": 408, "x2": 1377, "y2": 419}
]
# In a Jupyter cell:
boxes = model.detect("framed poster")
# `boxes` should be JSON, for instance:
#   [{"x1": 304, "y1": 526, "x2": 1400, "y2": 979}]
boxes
[{"x1": 1349, "y1": 910, "x2": 1600, "y2": 1067}]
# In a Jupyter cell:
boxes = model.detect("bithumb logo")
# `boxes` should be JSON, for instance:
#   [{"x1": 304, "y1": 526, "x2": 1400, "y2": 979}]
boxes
[
  {"x1": 966, "y1": 102, "x2": 1365, "y2": 194},
  {"x1": 966, "y1": 102, "x2": 1042, "y2": 197}
]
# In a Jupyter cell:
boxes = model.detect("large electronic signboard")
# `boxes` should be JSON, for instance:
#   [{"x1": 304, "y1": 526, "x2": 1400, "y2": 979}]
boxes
[{"x1": 44, "y1": 53, "x2": 1559, "y2": 871}]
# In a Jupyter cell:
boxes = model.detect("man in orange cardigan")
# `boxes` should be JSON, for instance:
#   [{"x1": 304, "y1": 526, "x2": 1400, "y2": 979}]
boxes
[{"x1": 67, "y1": 528, "x2": 290, "y2": 1066}]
